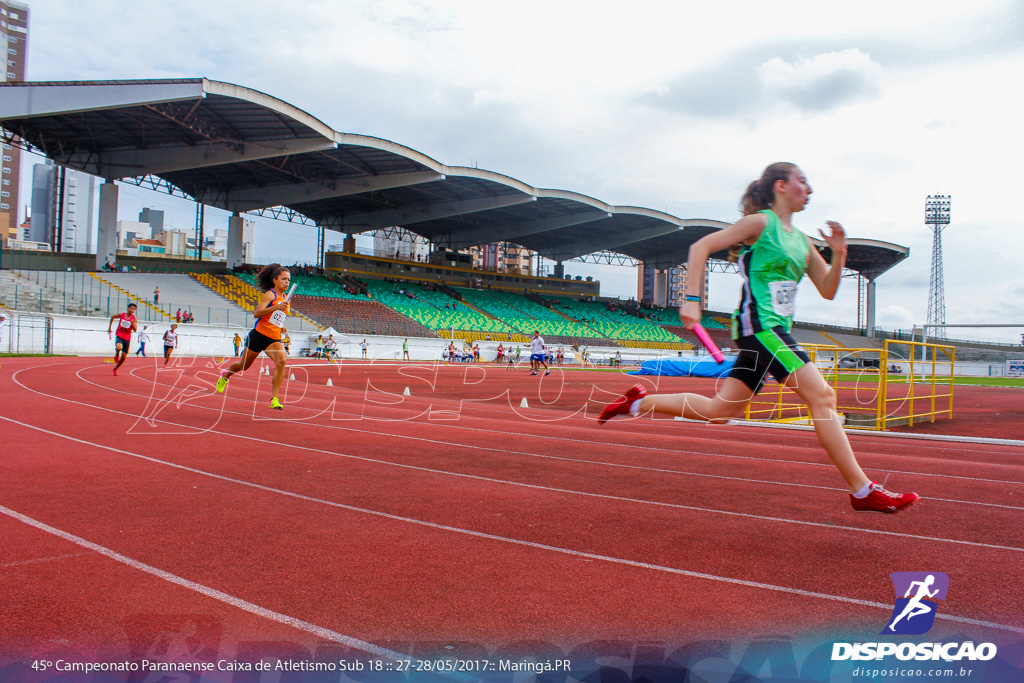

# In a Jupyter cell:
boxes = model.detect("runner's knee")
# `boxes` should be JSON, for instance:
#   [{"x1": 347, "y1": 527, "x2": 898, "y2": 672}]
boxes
[{"x1": 804, "y1": 383, "x2": 836, "y2": 414}]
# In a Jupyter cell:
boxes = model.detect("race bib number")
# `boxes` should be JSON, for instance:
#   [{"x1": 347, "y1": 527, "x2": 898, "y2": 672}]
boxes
[
  {"x1": 119, "y1": 318, "x2": 133, "y2": 330},
  {"x1": 768, "y1": 281, "x2": 798, "y2": 317},
  {"x1": 269, "y1": 309, "x2": 286, "y2": 328}
]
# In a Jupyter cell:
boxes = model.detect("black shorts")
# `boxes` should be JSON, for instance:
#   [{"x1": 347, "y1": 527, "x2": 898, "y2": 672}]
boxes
[
  {"x1": 728, "y1": 327, "x2": 811, "y2": 394},
  {"x1": 114, "y1": 336, "x2": 131, "y2": 353},
  {"x1": 246, "y1": 329, "x2": 281, "y2": 355}
]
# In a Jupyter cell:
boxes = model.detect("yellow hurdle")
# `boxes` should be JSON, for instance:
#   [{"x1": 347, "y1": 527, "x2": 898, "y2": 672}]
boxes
[{"x1": 743, "y1": 340, "x2": 955, "y2": 431}]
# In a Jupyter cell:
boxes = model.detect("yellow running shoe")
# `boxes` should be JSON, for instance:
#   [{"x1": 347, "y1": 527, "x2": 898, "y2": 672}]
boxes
[
  {"x1": 269, "y1": 396, "x2": 283, "y2": 410},
  {"x1": 216, "y1": 374, "x2": 228, "y2": 393}
]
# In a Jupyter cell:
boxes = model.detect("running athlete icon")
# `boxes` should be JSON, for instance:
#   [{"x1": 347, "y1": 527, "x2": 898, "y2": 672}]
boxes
[{"x1": 887, "y1": 574, "x2": 939, "y2": 632}]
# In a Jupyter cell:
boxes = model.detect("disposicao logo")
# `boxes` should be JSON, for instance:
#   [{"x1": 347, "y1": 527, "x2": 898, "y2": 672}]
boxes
[
  {"x1": 883, "y1": 571, "x2": 949, "y2": 635},
  {"x1": 831, "y1": 571, "x2": 998, "y2": 663}
]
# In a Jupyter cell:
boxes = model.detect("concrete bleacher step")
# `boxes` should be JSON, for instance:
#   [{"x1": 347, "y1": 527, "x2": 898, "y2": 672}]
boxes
[{"x1": 0, "y1": 270, "x2": 95, "y2": 316}]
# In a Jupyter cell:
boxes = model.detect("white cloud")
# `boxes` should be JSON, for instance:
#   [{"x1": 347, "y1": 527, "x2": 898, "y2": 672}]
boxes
[
  {"x1": 14, "y1": 0, "x2": 1024, "y2": 343},
  {"x1": 758, "y1": 49, "x2": 883, "y2": 112},
  {"x1": 877, "y1": 305, "x2": 917, "y2": 331}
]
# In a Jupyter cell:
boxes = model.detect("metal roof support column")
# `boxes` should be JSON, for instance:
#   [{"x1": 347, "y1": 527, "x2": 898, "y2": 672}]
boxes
[
  {"x1": 866, "y1": 278, "x2": 876, "y2": 337},
  {"x1": 54, "y1": 166, "x2": 66, "y2": 253},
  {"x1": 96, "y1": 180, "x2": 118, "y2": 271},
  {"x1": 316, "y1": 224, "x2": 325, "y2": 270},
  {"x1": 194, "y1": 202, "x2": 205, "y2": 262},
  {"x1": 227, "y1": 212, "x2": 246, "y2": 270}
]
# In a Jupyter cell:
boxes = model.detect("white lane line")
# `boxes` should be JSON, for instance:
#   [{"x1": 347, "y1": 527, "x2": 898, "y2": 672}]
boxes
[
  {"x1": 0, "y1": 504, "x2": 413, "y2": 660},
  {"x1": 2, "y1": 413, "x2": 1023, "y2": 559},
  {"x1": 0, "y1": 552, "x2": 92, "y2": 568},
  {"x1": 136, "y1": 362, "x2": 1024, "y2": 478},
  {"x1": 2, "y1": 494, "x2": 1020, "y2": 638},
  {"x1": 721, "y1": 419, "x2": 1024, "y2": 448},
  {"x1": 82, "y1": 366, "x2": 1024, "y2": 499},
  {"x1": 12, "y1": 366, "x2": 1024, "y2": 543},
  {"x1": 198, "y1": 363, "x2": 1024, "y2": 455}
]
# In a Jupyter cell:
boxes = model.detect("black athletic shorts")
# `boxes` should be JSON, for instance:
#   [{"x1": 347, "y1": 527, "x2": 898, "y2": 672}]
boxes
[
  {"x1": 246, "y1": 329, "x2": 281, "y2": 355},
  {"x1": 728, "y1": 327, "x2": 811, "y2": 394},
  {"x1": 114, "y1": 336, "x2": 131, "y2": 354}
]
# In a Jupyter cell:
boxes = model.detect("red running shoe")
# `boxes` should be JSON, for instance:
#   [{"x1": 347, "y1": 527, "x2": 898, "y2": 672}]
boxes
[
  {"x1": 850, "y1": 482, "x2": 920, "y2": 514},
  {"x1": 597, "y1": 384, "x2": 648, "y2": 424}
]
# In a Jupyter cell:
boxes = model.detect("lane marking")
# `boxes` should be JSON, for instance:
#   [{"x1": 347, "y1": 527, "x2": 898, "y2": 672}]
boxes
[
  {"x1": 2, "y1": 497, "x2": 1020, "y2": 638},
  {"x1": 3, "y1": 413, "x2": 1023, "y2": 557},
  {"x1": 12, "y1": 364, "x2": 1024, "y2": 530},
  {"x1": 0, "y1": 504, "x2": 413, "y2": 660},
  {"x1": 92, "y1": 366, "x2": 1024, "y2": 495},
  {"x1": 0, "y1": 552, "x2": 92, "y2": 568},
  {"x1": 721, "y1": 419, "x2": 1024, "y2": 448}
]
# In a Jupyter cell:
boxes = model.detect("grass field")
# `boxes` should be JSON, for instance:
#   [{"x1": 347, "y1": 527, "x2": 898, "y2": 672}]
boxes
[{"x1": 818, "y1": 371, "x2": 1024, "y2": 387}]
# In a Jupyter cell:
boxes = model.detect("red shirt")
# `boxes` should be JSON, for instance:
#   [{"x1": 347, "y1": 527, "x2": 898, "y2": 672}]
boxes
[{"x1": 115, "y1": 313, "x2": 136, "y2": 340}]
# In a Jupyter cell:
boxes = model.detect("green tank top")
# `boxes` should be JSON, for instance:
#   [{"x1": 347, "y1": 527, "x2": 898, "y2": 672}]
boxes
[{"x1": 731, "y1": 209, "x2": 810, "y2": 338}]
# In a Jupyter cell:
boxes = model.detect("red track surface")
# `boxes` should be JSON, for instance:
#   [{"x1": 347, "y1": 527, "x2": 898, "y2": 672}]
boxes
[{"x1": 2, "y1": 356, "x2": 1023, "y2": 666}]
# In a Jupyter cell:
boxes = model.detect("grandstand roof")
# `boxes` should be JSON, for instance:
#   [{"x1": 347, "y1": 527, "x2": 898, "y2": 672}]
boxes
[{"x1": 0, "y1": 78, "x2": 907, "y2": 279}]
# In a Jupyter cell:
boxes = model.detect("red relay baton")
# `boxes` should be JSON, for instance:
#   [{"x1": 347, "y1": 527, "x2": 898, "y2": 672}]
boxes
[{"x1": 693, "y1": 323, "x2": 725, "y2": 364}]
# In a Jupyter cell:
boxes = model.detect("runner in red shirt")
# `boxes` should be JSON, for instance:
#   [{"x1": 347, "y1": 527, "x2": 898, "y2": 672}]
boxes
[{"x1": 107, "y1": 302, "x2": 138, "y2": 376}]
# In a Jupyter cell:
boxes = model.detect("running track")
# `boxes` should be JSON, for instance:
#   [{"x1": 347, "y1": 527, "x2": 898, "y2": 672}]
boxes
[{"x1": 1, "y1": 356, "x2": 1022, "y2": 668}]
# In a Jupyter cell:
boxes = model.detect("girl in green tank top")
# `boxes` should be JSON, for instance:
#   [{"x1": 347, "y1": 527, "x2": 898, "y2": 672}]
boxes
[
  {"x1": 596, "y1": 163, "x2": 920, "y2": 513},
  {"x1": 732, "y1": 208, "x2": 810, "y2": 339}
]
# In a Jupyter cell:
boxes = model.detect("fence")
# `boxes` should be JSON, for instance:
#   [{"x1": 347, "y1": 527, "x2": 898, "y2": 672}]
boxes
[
  {"x1": 1, "y1": 312, "x2": 52, "y2": 354},
  {"x1": 743, "y1": 341, "x2": 955, "y2": 431},
  {"x1": 0, "y1": 269, "x2": 319, "y2": 332}
]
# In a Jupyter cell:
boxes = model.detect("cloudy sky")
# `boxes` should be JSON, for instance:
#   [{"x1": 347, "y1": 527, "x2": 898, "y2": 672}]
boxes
[{"x1": 17, "y1": 0, "x2": 1024, "y2": 341}]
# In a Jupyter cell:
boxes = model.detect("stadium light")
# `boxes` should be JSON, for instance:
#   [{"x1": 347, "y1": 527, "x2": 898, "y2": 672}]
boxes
[{"x1": 925, "y1": 194, "x2": 951, "y2": 367}]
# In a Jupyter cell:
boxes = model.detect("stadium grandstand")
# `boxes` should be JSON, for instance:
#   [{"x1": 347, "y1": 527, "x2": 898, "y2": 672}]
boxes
[{"x1": 2, "y1": 78, "x2": 1022, "y2": 366}]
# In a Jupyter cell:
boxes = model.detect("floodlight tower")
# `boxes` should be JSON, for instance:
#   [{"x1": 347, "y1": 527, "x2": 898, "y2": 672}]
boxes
[{"x1": 925, "y1": 194, "x2": 951, "y2": 331}]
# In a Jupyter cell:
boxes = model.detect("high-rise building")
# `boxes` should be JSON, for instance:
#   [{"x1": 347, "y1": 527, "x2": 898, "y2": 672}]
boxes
[
  {"x1": 28, "y1": 161, "x2": 52, "y2": 244},
  {"x1": 0, "y1": 1, "x2": 29, "y2": 245},
  {"x1": 470, "y1": 242, "x2": 535, "y2": 275},
  {"x1": 62, "y1": 168, "x2": 98, "y2": 253},
  {"x1": 28, "y1": 161, "x2": 98, "y2": 251},
  {"x1": 638, "y1": 264, "x2": 707, "y2": 308},
  {"x1": 373, "y1": 227, "x2": 429, "y2": 262},
  {"x1": 211, "y1": 222, "x2": 254, "y2": 263},
  {"x1": 139, "y1": 207, "x2": 164, "y2": 234}
]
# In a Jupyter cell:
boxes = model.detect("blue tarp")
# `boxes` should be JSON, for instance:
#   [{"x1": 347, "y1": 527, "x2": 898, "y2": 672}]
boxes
[{"x1": 629, "y1": 355, "x2": 736, "y2": 377}]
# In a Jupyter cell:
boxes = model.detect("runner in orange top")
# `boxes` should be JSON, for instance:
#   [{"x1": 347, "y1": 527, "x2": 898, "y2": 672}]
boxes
[{"x1": 216, "y1": 264, "x2": 291, "y2": 410}]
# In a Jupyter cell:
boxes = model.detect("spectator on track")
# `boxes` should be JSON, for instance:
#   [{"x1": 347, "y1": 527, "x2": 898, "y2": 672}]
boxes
[
  {"x1": 232, "y1": 333, "x2": 242, "y2": 357},
  {"x1": 529, "y1": 331, "x2": 550, "y2": 377},
  {"x1": 360, "y1": 339, "x2": 369, "y2": 359},
  {"x1": 135, "y1": 325, "x2": 150, "y2": 357}
]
